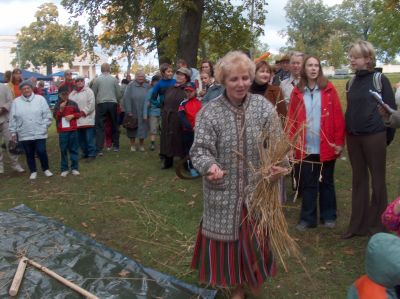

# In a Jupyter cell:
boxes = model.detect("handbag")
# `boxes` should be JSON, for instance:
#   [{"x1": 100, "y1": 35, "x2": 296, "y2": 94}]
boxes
[
  {"x1": 8, "y1": 139, "x2": 24, "y2": 155},
  {"x1": 122, "y1": 114, "x2": 138, "y2": 130}
]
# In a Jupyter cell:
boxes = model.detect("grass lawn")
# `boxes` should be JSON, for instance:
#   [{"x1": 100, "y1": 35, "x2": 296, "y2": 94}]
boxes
[{"x1": 1, "y1": 75, "x2": 399, "y2": 298}]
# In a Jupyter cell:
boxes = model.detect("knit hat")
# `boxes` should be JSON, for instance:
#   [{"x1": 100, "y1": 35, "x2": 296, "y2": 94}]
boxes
[
  {"x1": 176, "y1": 67, "x2": 191, "y2": 78},
  {"x1": 19, "y1": 80, "x2": 34, "y2": 89},
  {"x1": 184, "y1": 82, "x2": 196, "y2": 92},
  {"x1": 75, "y1": 75, "x2": 85, "y2": 81}
]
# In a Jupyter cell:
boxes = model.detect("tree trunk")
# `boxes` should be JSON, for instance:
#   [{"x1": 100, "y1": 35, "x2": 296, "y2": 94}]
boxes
[
  {"x1": 127, "y1": 52, "x2": 132, "y2": 74},
  {"x1": 155, "y1": 26, "x2": 171, "y2": 66},
  {"x1": 176, "y1": 0, "x2": 204, "y2": 68},
  {"x1": 46, "y1": 63, "x2": 52, "y2": 75}
]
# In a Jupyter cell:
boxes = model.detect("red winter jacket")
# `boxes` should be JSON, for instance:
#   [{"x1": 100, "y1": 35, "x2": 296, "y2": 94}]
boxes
[
  {"x1": 286, "y1": 81, "x2": 345, "y2": 162},
  {"x1": 53, "y1": 100, "x2": 80, "y2": 132}
]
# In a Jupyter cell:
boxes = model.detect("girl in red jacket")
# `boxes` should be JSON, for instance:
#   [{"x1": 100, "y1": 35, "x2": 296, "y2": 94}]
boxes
[{"x1": 286, "y1": 55, "x2": 345, "y2": 230}]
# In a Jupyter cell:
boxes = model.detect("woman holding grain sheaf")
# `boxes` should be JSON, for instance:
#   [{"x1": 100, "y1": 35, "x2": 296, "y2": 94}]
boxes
[{"x1": 190, "y1": 51, "x2": 288, "y2": 299}]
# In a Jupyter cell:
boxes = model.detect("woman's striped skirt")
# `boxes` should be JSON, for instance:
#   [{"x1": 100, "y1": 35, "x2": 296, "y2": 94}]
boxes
[{"x1": 190, "y1": 206, "x2": 276, "y2": 288}]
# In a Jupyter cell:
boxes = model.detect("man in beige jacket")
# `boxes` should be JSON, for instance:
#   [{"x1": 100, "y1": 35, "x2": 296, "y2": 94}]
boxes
[{"x1": 0, "y1": 83, "x2": 24, "y2": 174}]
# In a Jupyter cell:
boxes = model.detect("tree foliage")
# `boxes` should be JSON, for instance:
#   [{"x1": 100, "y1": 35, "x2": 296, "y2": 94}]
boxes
[
  {"x1": 61, "y1": 0, "x2": 268, "y2": 67},
  {"x1": 282, "y1": 0, "x2": 333, "y2": 59},
  {"x1": 369, "y1": 0, "x2": 400, "y2": 61},
  {"x1": 283, "y1": 0, "x2": 400, "y2": 67},
  {"x1": 13, "y1": 3, "x2": 82, "y2": 75}
]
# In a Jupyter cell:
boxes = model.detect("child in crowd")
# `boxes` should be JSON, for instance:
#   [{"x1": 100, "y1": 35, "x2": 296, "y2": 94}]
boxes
[
  {"x1": 150, "y1": 63, "x2": 176, "y2": 108},
  {"x1": 347, "y1": 233, "x2": 400, "y2": 299},
  {"x1": 382, "y1": 196, "x2": 400, "y2": 236},
  {"x1": 53, "y1": 85, "x2": 81, "y2": 177},
  {"x1": 178, "y1": 82, "x2": 202, "y2": 177},
  {"x1": 144, "y1": 75, "x2": 161, "y2": 151}
]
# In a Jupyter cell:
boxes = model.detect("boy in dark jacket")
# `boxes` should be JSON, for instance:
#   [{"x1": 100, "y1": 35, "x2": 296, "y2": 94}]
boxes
[
  {"x1": 53, "y1": 85, "x2": 81, "y2": 177},
  {"x1": 178, "y1": 82, "x2": 202, "y2": 177}
]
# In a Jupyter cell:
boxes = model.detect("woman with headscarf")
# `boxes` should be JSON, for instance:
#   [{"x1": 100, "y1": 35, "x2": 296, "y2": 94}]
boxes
[
  {"x1": 123, "y1": 71, "x2": 150, "y2": 152},
  {"x1": 159, "y1": 67, "x2": 191, "y2": 169}
]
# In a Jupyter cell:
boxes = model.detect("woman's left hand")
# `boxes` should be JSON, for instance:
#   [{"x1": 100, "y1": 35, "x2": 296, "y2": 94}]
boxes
[
  {"x1": 64, "y1": 115, "x2": 74, "y2": 121},
  {"x1": 268, "y1": 165, "x2": 290, "y2": 182},
  {"x1": 333, "y1": 144, "x2": 343, "y2": 155}
]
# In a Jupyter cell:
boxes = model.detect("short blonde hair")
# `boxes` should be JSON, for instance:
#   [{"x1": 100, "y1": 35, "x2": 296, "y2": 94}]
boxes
[
  {"x1": 348, "y1": 40, "x2": 376, "y2": 71},
  {"x1": 214, "y1": 51, "x2": 255, "y2": 85}
]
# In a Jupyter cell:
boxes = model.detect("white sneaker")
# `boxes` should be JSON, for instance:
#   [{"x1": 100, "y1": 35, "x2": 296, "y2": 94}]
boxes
[
  {"x1": 44, "y1": 169, "x2": 53, "y2": 177},
  {"x1": 30, "y1": 172, "x2": 37, "y2": 180},
  {"x1": 130, "y1": 146, "x2": 136, "y2": 152},
  {"x1": 12, "y1": 164, "x2": 25, "y2": 173},
  {"x1": 71, "y1": 169, "x2": 80, "y2": 176},
  {"x1": 60, "y1": 171, "x2": 69, "y2": 177}
]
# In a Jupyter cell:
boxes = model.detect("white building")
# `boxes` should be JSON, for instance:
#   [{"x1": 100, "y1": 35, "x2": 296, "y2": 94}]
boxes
[
  {"x1": 0, "y1": 35, "x2": 17, "y2": 72},
  {"x1": 0, "y1": 35, "x2": 107, "y2": 79}
]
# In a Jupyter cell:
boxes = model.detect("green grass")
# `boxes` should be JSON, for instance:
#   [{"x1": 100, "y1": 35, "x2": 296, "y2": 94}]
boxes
[{"x1": 1, "y1": 76, "x2": 400, "y2": 298}]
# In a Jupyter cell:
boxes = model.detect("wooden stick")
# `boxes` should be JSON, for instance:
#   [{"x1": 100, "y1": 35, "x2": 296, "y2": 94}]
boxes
[
  {"x1": 9, "y1": 257, "x2": 28, "y2": 296},
  {"x1": 27, "y1": 259, "x2": 99, "y2": 299}
]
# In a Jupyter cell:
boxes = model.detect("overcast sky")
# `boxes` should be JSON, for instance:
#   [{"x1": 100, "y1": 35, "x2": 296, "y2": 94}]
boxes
[{"x1": 0, "y1": 0, "x2": 343, "y2": 56}]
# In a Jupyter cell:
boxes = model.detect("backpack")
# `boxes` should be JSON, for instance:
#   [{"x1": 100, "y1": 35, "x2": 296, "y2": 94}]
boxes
[{"x1": 347, "y1": 72, "x2": 396, "y2": 146}]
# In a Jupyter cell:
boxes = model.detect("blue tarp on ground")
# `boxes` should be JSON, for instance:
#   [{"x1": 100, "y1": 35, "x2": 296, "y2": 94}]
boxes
[{"x1": 0, "y1": 205, "x2": 217, "y2": 299}]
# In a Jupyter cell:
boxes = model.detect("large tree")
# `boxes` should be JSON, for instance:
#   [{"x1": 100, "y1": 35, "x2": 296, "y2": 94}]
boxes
[
  {"x1": 369, "y1": 0, "x2": 400, "y2": 61},
  {"x1": 13, "y1": 3, "x2": 82, "y2": 75},
  {"x1": 282, "y1": 0, "x2": 333, "y2": 59},
  {"x1": 61, "y1": 0, "x2": 267, "y2": 67}
]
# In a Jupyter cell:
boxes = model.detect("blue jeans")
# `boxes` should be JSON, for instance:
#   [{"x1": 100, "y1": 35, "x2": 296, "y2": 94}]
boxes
[
  {"x1": 78, "y1": 127, "x2": 96, "y2": 158},
  {"x1": 299, "y1": 155, "x2": 337, "y2": 226},
  {"x1": 21, "y1": 139, "x2": 49, "y2": 173},
  {"x1": 59, "y1": 131, "x2": 79, "y2": 171}
]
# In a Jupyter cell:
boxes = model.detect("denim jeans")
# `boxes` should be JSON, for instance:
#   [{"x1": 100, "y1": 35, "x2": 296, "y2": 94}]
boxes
[
  {"x1": 78, "y1": 127, "x2": 96, "y2": 158},
  {"x1": 299, "y1": 155, "x2": 337, "y2": 226},
  {"x1": 59, "y1": 131, "x2": 79, "y2": 171},
  {"x1": 21, "y1": 139, "x2": 49, "y2": 173}
]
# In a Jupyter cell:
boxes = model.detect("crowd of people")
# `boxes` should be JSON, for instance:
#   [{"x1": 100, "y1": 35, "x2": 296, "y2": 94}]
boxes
[{"x1": 1, "y1": 40, "x2": 400, "y2": 298}]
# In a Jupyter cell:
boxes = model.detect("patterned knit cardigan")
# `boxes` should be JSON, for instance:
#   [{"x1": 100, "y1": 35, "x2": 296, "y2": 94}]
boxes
[{"x1": 190, "y1": 93, "x2": 285, "y2": 241}]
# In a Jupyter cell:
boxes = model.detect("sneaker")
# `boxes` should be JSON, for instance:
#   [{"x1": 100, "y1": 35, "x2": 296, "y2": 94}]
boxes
[
  {"x1": 106, "y1": 147, "x2": 112, "y2": 151},
  {"x1": 139, "y1": 146, "x2": 145, "y2": 152},
  {"x1": 44, "y1": 169, "x2": 53, "y2": 177},
  {"x1": 29, "y1": 172, "x2": 37, "y2": 180},
  {"x1": 98, "y1": 151, "x2": 104, "y2": 156},
  {"x1": 130, "y1": 146, "x2": 136, "y2": 152},
  {"x1": 189, "y1": 168, "x2": 200, "y2": 177},
  {"x1": 324, "y1": 221, "x2": 336, "y2": 229},
  {"x1": 113, "y1": 147, "x2": 119, "y2": 152},
  {"x1": 295, "y1": 221, "x2": 316, "y2": 231},
  {"x1": 0, "y1": 166, "x2": 4, "y2": 174},
  {"x1": 12, "y1": 164, "x2": 25, "y2": 173},
  {"x1": 71, "y1": 169, "x2": 80, "y2": 176},
  {"x1": 150, "y1": 143, "x2": 155, "y2": 151},
  {"x1": 60, "y1": 171, "x2": 69, "y2": 177}
]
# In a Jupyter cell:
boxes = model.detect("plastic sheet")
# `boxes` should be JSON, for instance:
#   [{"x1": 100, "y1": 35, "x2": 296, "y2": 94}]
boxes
[{"x1": 0, "y1": 205, "x2": 217, "y2": 299}]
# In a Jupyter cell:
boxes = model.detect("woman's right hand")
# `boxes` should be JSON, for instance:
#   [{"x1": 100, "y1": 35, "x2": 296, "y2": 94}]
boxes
[{"x1": 207, "y1": 164, "x2": 224, "y2": 181}]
